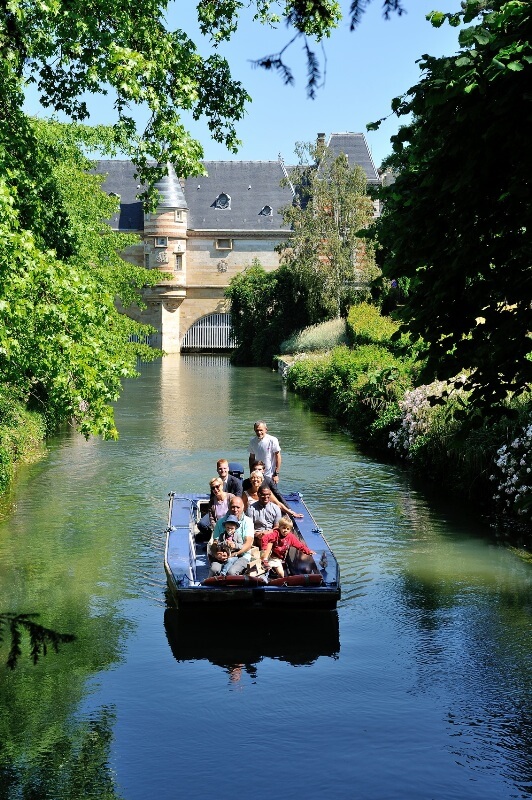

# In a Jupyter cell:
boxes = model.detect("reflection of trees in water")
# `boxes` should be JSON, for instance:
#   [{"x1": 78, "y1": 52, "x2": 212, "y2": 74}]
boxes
[
  {"x1": 0, "y1": 706, "x2": 123, "y2": 800},
  {"x1": 163, "y1": 605, "x2": 340, "y2": 676},
  {"x1": 0, "y1": 612, "x2": 75, "y2": 669},
  {"x1": 397, "y1": 572, "x2": 532, "y2": 793}
]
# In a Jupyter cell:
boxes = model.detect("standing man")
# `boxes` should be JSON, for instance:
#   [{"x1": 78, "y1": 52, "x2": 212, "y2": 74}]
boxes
[{"x1": 248, "y1": 421, "x2": 281, "y2": 484}]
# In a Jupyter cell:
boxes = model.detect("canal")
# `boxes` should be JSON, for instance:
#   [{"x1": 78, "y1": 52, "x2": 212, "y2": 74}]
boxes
[{"x1": 0, "y1": 355, "x2": 531, "y2": 800}]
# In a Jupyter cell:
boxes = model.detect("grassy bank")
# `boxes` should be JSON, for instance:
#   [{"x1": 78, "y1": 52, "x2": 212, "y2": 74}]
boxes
[
  {"x1": 280, "y1": 304, "x2": 532, "y2": 539},
  {"x1": 0, "y1": 388, "x2": 46, "y2": 494}
]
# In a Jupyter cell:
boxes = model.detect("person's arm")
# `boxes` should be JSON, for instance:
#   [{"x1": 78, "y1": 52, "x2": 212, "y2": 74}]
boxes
[
  {"x1": 249, "y1": 451, "x2": 255, "y2": 473},
  {"x1": 291, "y1": 533, "x2": 315, "y2": 555},
  {"x1": 269, "y1": 493, "x2": 303, "y2": 519},
  {"x1": 261, "y1": 541, "x2": 274, "y2": 561},
  {"x1": 272, "y1": 449, "x2": 282, "y2": 484},
  {"x1": 235, "y1": 534, "x2": 253, "y2": 558}
]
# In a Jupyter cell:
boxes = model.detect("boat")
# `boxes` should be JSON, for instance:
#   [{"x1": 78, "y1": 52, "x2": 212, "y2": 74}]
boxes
[{"x1": 164, "y1": 471, "x2": 341, "y2": 609}]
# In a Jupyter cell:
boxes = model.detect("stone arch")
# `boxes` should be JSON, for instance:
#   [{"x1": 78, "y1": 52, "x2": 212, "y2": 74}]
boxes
[{"x1": 180, "y1": 312, "x2": 235, "y2": 351}]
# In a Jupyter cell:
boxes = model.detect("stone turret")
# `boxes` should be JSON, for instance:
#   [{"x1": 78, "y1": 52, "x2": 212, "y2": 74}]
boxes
[{"x1": 144, "y1": 163, "x2": 188, "y2": 285}]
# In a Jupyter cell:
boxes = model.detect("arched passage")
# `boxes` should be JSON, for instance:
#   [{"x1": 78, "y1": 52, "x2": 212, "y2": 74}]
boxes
[{"x1": 180, "y1": 312, "x2": 235, "y2": 351}]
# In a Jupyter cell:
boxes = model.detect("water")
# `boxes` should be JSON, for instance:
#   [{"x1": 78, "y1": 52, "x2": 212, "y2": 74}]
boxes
[{"x1": 1, "y1": 355, "x2": 531, "y2": 800}]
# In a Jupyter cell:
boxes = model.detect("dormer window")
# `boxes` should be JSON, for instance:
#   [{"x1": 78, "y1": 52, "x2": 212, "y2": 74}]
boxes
[
  {"x1": 212, "y1": 192, "x2": 231, "y2": 210},
  {"x1": 155, "y1": 236, "x2": 167, "y2": 247},
  {"x1": 259, "y1": 205, "x2": 273, "y2": 216}
]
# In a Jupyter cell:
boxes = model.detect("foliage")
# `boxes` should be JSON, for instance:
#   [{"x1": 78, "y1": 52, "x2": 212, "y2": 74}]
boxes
[
  {"x1": 372, "y1": 0, "x2": 532, "y2": 415},
  {"x1": 279, "y1": 318, "x2": 348, "y2": 354},
  {"x1": 0, "y1": 119, "x2": 159, "y2": 440},
  {"x1": 0, "y1": 387, "x2": 45, "y2": 492},
  {"x1": 225, "y1": 260, "x2": 317, "y2": 364},
  {"x1": 249, "y1": 0, "x2": 406, "y2": 97},
  {"x1": 286, "y1": 343, "x2": 413, "y2": 436},
  {"x1": 278, "y1": 142, "x2": 378, "y2": 319},
  {"x1": 388, "y1": 380, "x2": 453, "y2": 459},
  {"x1": 0, "y1": 613, "x2": 75, "y2": 670},
  {"x1": 0, "y1": 0, "x2": 353, "y2": 190},
  {"x1": 491, "y1": 415, "x2": 532, "y2": 517},
  {"x1": 347, "y1": 302, "x2": 398, "y2": 346}
]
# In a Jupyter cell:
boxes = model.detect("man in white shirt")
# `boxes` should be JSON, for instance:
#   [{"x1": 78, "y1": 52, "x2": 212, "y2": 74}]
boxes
[{"x1": 248, "y1": 421, "x2": 281, "y2": 484}]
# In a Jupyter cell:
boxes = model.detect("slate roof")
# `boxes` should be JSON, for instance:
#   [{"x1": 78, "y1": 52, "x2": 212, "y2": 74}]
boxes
[
  {"x1": 183, "y1": 161, "x2": 293, "y2": 231},
  {"x1": 324, "y1": 133, "x2": 380, "y2": 183},
  {"x1": 93, "y1": 160, "x2": 144, "y2": 231},
  {"x1": 92, "y1": 134, "x2": 380, "y2": 232},
  {"x1": 154, "y1": 163, "x2": 188, "y2": 209}
]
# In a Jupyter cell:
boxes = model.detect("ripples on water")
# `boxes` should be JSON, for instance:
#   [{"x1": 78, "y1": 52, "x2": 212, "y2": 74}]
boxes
[{"x1": 0, "y1": 355, "x2": 531, "y2": 800}]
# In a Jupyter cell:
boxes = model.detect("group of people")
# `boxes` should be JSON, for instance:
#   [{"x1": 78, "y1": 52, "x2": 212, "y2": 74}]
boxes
[{"x1": 203, "y1": 421, "x2": 315, "y2": 580}]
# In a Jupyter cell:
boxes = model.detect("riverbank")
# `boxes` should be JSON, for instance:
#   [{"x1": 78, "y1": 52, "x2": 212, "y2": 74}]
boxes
[
  {"x1": 0, "y1": 392, "x2": 46, "y2": 495},
  {"x1": 276, "y1": 306, "x2": 532, "y2": 543}
]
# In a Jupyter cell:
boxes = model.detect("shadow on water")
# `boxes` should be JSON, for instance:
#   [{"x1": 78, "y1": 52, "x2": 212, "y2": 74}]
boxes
[{"x1": 163, "y1": 604, "x2": 340, "y2": 669}]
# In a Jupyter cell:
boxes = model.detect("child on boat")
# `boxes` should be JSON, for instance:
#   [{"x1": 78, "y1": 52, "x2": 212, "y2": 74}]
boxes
[
  {"x1": 259, "y1": 516, "x2": 316, "y2": 578},
  {"x1": 209, "y1": 541, "x2": 235, "y2": 576},
  {"x1": 208, "y1": 515, "x2": 240, "y2": 576}
]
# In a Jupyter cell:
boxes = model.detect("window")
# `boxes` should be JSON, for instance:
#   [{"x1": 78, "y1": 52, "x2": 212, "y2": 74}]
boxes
[
  {"x1": 258, "y1": 205, "x2": 273, "y2": 216},
  {"x1": 175, "y1": 210, "x2": 183, "y2": 222},
  {"x1": 155, "y1": 236, "x2": 167, "y2": 247},
  {"x1": 144, "y1": 253, "x2": 150, "y2": 269},
  {"x1": 212, "y1": 192, "x2": 231, "y2": 210},
  {"x1": 175, "y1": 253, "x2": 183, "y2": 271},
  {"x1": 216, "y1": 238, "x2": 233, "y2": 250}
]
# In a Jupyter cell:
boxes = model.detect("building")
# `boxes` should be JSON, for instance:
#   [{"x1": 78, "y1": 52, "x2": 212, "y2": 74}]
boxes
[{"x1": 94, "y1": 132, "x2": 380, "y2": 352}]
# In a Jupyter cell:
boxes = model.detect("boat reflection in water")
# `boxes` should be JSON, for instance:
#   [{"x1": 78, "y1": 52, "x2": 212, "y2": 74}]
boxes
[{"x1": 163, "y1": 604, "x2": 340, "y2": 670}]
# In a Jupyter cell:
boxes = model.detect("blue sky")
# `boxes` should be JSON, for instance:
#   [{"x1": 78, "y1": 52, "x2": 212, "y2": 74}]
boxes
[{"x1": 24, "y1": 0, "x2": 463, "y2": 169}]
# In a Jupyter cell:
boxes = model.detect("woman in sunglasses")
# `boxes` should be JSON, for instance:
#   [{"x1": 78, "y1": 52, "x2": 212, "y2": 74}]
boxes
[{"x1": 208, "y1": 478, "x2": 235, "y2": 531}]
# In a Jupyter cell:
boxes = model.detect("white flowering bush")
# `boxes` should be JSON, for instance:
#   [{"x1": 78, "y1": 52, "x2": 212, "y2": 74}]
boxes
[
  {"x1": 388, "y1": 380, "x2": 449, "y2": 458},
  {"x1": 491, "y1": 421, "x2": 532, "y2": 516}
]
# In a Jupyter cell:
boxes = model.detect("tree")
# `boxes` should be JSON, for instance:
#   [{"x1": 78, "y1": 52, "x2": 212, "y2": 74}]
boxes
[
  {"x1": 0, "y1": 118, "x2": 159, "y2": 439},
  {"x1": 225, "y1": 260, "x2": 315, "y2": 364},
  {"x1": 373, "y1": 0, "x2": 532, "y2": 413},
  {"x1": 278, "y1": 141, "x2": 378, "y2": 319}
]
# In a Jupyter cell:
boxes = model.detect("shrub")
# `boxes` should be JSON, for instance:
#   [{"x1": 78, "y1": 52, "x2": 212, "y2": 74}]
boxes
[
  {"x1": 279, "y1": 318, "x2": 348, "y2": 354},
  {"x1": 0, "y1": 386, "x2": 45, "y2": 493},
  {"x1": 347, "y1": 302, "x2": 399, "y2": 347},
  {"x1": 491, "y1": 416, "x2": 532, "y2": 517},
  {"x1": 286, "y1": 344, "x2": 413, "y2": 439}
]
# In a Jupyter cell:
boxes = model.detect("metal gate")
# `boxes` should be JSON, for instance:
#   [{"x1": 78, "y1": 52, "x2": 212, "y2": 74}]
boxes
[{"x1": 181, "y1": 313, "x2": 235, "y2": 351}]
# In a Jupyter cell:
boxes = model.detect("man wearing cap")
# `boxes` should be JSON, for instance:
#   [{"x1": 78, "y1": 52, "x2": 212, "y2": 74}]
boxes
[{"x1": 210, "y1": 496, "x2": 254, "y2": 575}]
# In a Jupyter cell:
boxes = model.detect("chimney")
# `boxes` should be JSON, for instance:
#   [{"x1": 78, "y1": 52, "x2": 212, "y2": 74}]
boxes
[{"x1": 317, "y1": 132, "x2": 326, "y2": 147}]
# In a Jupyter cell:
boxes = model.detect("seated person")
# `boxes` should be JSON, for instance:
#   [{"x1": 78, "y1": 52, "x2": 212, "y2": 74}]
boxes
[
  {"x1": 208, "y1": 477, "x2": 234, "y2": 530},
  {"x1": 243, "y1": 469, "x2": 303, "y2": 519},
  {"x1": 260, "y1": 516, "x2": 316, "y2": 578},
  {"x1": 216, "y1": 458, "x2": 243, "y2": 497},
  {"x1": 246, "y1": 486, "x2": 282, "y2": 550},
  {"x1": 208, "y1": 540, "x2": 237, "y2": 577},
  {"x1": 242, "y1": 460, "x2": 278, "y2": 495},
  {"x1": 209, "y1": 511, "x2": 254, "y2": 576}
]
